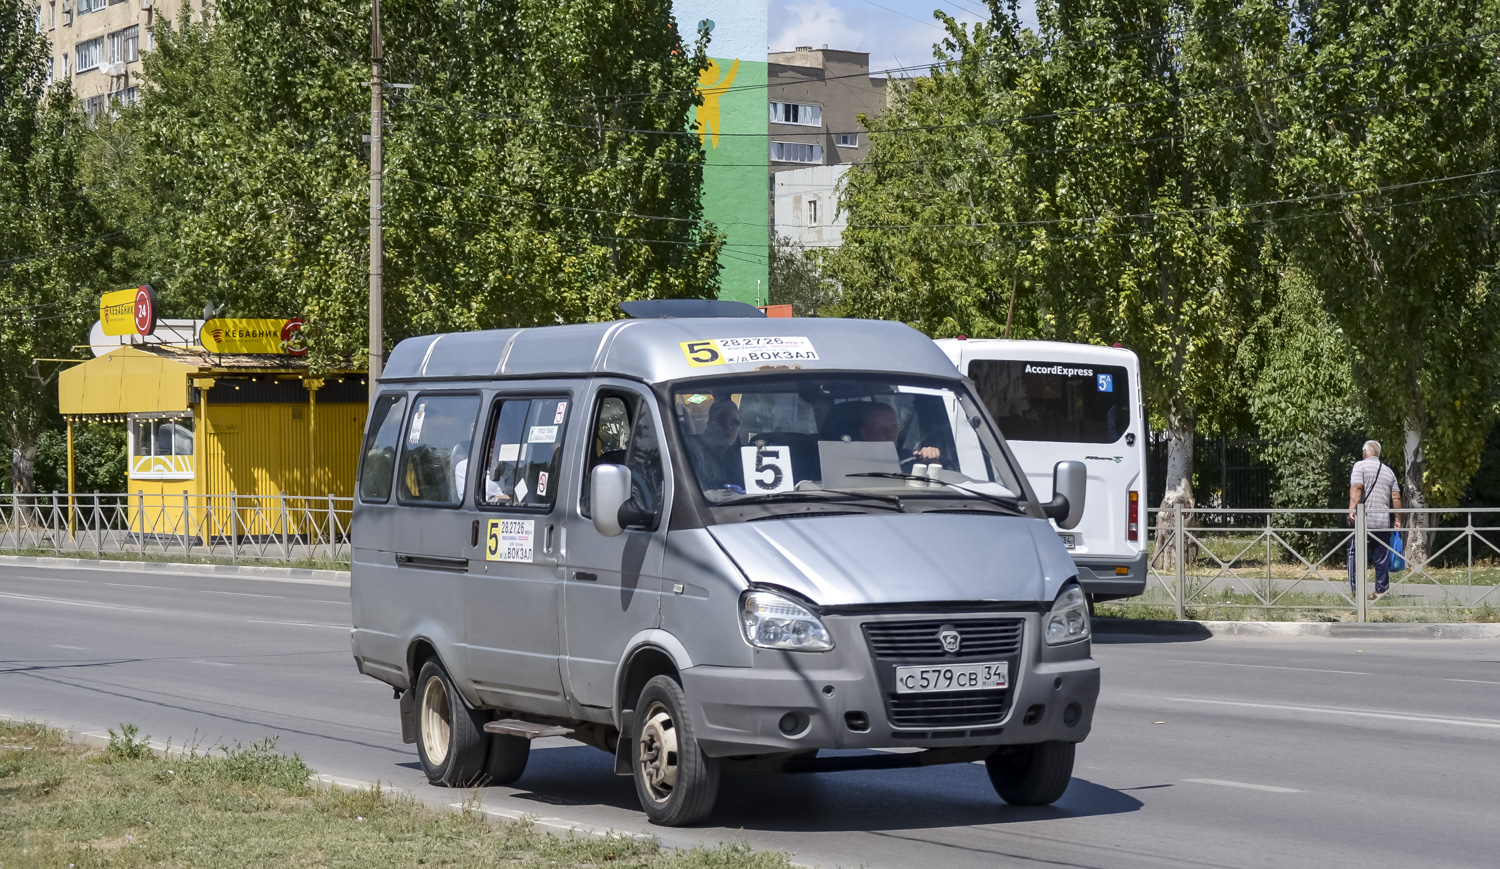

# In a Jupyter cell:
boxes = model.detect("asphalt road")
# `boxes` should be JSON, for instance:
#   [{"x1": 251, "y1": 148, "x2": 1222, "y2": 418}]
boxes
[{"x1": 2, "y1": 561, "x2": 1499, "y2": 868}]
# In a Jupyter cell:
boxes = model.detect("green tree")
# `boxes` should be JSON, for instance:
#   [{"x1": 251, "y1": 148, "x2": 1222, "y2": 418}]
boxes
[
  {"x1": 828, "y1": 0, "x2": 1287, "y2": 525},
  {"x1": 1237, "y1": 267, "x2": 1360, "y2": 510},
  {"x1": 1275, "y1": 0, "x2": 1500, "y2": 557},
  {"x1": 0, "y1": 0, "x2": 108, "y2": 498},
  {"x1": 769, "y1": 235, "x2": 839, "y2": 316},
  {"x1": 93, "y1": 0, "x2": 722, "y2": 369}
]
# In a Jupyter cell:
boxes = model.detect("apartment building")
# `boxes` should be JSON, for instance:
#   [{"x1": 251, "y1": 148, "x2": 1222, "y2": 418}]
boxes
[
  {"x1": 767, "y1": 46, "x2": 887, "y2": 244},
  {"x1": 33, "y1": 0, "x2": 197, "y2": 118}
]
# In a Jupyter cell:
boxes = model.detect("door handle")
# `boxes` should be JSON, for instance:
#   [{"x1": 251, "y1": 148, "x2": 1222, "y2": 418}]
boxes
[
  {"x1": 471, "y1": 519, "x2": 479, "y2": 548},
  {"x1": 544, "y1": 524, "x2": 554, "y2": 554},
  {"x1": 573, "y1": 571, "x2": 597, "y2": 582}
]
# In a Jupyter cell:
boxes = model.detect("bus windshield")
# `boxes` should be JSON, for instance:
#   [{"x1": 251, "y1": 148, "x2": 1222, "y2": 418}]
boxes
[{"x1": 670, "y1": 374, "x2": 1027, "y2": 508}]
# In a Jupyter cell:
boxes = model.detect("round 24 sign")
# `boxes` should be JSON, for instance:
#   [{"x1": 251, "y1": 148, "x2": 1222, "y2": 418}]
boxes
[{"x1": 132, "y1": 285, "x2": 157, "y2": 336}]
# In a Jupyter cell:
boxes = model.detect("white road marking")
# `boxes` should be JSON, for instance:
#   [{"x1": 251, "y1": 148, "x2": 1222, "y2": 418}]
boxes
[
  {"x1": 1446, "y1": 678, "x2": 1500, "y2": 685},
  {"x1": 0, "y1": 590, "x2": 345, "y2": 631},
  {"x1": 197, "y1": 589, "x2": 306, "y2": 601},
  {"x1": 189, "y1": 660, "x2": 234, "y2": 667},
  {"x1": 48, "y1": 644, "x2": 88, "y2": 651},
  {"x1": 1169, "y1": 697, "x2": 1500, "y2": 730},
  {"x1": 1171, "y1": 659, "x2": 1368, "y2": 676},
  {"x1": 1183, "y1": 778, "x2": 1303, "y2": 794}
]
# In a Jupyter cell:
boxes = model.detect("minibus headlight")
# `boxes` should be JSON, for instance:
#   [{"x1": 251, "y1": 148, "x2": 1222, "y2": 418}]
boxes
[
  {"x1": 740, "y1": 591, "x2": 834, "y2": 652},
  {"x1": 1044, "y1": 584, "x2": 1091, "y2": 645}
]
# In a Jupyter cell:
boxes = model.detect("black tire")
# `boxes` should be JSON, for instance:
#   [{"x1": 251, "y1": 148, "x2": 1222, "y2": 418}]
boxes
[
  {"x1": 630, "y1": 674, "x2": 721, "y2": 826},
  {"x1": 985, "y1": 741, "x2": 1075, "y2": 806},
  {"x1": 414, "y1": 659, "x2": 490, "y2": 787},
  {"x1": 483, "y1": 734, "x2": 531, "y2": 786}
]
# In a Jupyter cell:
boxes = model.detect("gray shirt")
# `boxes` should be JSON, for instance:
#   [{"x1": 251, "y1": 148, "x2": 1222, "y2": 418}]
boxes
[{"x1": 1350, "y1": 457, "x2": 1398, "y2": 529}]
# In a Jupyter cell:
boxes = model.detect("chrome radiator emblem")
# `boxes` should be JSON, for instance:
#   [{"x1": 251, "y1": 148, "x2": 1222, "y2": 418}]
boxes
[{"x1": 938, "y1": 628, "x2": 962, "y2": 654}]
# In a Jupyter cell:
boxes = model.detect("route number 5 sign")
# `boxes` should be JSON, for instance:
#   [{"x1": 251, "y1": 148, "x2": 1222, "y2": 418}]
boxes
[{"x1": 741, "y1": 445, "x2": 793, "y2": 495}]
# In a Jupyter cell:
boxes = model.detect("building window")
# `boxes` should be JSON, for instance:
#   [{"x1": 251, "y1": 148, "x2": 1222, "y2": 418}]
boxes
[
  {"x1": 808, "y1": 199, "x2": 820, "y2": 225},
  {"x1": 48, "y1": 2, "x2": 56, "y2": 30},
  {"x1": 80, "y1": 94, "x2": 108, "y2": 120},
  {"x1": 770, "y1": 101, "x2": 822, "y2": 127},
  {"x1": 771, "y1": 140, "x2": 823, "y2": 164},
  {"x1": 836, "y1": 132, "x2": 859, "y2": 148},
  {"x1": 109, "y1": 25, "x2": 139, "y2": 64},
  {"x1": 129, "y1": 416, "x2": 195, "y2": 479},
  {"x1": 78, "y1": 0, "x2": 105, "y2": 14},
  {"x1": 46, "y1": 57, "x2": 54, "y2": 83},
  {"x1": 76, "y1": 36, "x2": 104, "y2": 72},
  {"x1": 110, "y1": 86, "x2": 139, "y2": 108}
]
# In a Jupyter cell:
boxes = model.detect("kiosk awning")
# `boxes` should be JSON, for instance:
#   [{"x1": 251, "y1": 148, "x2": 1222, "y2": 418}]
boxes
[{"x1": 59, "y1": 346, "x2": 197, "y2": 417}]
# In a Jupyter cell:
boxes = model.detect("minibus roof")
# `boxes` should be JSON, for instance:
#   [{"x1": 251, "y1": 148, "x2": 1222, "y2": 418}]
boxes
[{"x1": 381, "y1": 318, "x2": 961, "y2": 385}]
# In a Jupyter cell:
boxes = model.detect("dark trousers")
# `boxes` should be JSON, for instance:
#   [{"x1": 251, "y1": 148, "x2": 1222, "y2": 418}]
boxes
[{"x1": 1347, "y1": 529, "x2": 1393, "y2": 593}]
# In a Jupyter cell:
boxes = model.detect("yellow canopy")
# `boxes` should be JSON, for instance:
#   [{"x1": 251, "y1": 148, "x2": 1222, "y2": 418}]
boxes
[{"x1": 59, "y1": 346, "x2": 196, "y2": 417}]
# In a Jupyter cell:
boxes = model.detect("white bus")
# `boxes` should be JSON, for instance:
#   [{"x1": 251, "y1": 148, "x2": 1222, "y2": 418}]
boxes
[{"x1": 937, "y1": 338, "x2": 1147, "y2": 601}]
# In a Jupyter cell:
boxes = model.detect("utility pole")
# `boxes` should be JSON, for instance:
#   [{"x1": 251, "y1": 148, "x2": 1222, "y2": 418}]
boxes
[{"x1": 368, "y1": 0, "x2": 384, "y2": 405}]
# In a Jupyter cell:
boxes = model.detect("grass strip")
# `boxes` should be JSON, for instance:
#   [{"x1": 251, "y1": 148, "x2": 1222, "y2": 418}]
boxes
[{"x1": 0, "y1": 722, "x2": 789, "y2": 869}]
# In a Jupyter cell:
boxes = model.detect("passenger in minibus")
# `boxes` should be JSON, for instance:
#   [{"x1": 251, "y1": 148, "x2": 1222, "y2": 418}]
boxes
[{"x1": 687, "y1": 399, "x2": 745, "y2": 491}]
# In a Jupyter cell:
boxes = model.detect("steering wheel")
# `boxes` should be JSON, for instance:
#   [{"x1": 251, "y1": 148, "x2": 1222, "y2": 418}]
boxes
[{"x1": 898, "y1": 433, "x2": 946, "y2": 471}]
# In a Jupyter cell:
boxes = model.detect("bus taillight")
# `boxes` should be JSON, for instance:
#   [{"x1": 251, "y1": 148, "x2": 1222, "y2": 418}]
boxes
[{"x1": 1128, "y1": 490, "x2": 1139, "y2": 542}]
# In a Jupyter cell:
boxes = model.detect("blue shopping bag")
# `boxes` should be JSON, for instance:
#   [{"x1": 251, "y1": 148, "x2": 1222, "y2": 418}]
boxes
[{"x1": 1390, "y1": 531, "x2": 1406, "y2": 572}]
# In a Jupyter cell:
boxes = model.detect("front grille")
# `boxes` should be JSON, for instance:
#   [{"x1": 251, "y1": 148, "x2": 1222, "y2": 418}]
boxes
[
  {"x1": 863, "y1": 618, "x2": 1024, "y2": 661},
  {"x1": 887, "y1": 689, "x2": 1012, "y2": 728}
]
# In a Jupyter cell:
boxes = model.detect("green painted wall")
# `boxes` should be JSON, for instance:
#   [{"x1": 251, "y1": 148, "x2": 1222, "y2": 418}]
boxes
[{"x1": 692, "y1": 58, "x2": 769, "y2": 304}]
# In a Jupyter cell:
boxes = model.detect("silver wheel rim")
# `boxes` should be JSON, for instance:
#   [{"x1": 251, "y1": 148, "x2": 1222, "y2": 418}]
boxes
[
  {"x1": 638, "y1": 700, "x2": 679, "y2": 804},
  {"x1": 420, "y1": 674, "x2": 452, "y2": 768}
]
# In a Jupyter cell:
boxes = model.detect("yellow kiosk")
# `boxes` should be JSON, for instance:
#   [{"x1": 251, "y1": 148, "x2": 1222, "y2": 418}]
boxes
[{"x1": 58, "y1": 307, "x2": 368, "y2": 543}]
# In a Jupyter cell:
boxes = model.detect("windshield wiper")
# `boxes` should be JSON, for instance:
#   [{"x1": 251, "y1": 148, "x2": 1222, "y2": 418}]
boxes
[
  {"x1": 844, "y1": 472, "x2": 1023, "y2": 513},
  {"x1": 726, "y1": 489, "x2": 906, "y2": 512}
]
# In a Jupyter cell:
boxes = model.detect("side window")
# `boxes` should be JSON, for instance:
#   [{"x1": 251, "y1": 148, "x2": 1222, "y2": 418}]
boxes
[
  {"x1": 581, "y1": 391, "x2": 664, "y2": 530},
  {"x1": 397, "y1": 394, "x2": 480, "y2": 506},
  {"x1": 359, "y1": 394, "x2": 406, "y2": 502},
  {"x1": 477, "y1": 395, "x2": 569, "y2": 510}
]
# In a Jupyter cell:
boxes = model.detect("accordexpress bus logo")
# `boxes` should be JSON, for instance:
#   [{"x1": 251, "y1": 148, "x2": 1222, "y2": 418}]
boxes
[{"x1": 1024, "y1": 363, "x2": 1094, "y2": 377}]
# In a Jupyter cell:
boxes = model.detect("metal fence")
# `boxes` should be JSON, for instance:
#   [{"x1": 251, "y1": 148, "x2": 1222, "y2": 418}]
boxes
[
  {"x1": 1142, "y1": 505, "x2": 1500, "y2": 622},
  {"x1": 0, "y1": 492, "x2": 353, "y2": 565}
]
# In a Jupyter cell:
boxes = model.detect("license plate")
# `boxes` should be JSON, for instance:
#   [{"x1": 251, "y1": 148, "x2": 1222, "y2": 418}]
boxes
[
  {"x1": 1059, "y1": 533, "x2": 1076, "y2": 550},
  {"x1": 895, "y1": 661, "x2": 1008, "y2": 694}
]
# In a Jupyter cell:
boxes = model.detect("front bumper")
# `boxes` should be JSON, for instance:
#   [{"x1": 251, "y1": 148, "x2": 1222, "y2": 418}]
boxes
[{"x1": 681, "y1": 610, "x2": 1099, "y2": 758}]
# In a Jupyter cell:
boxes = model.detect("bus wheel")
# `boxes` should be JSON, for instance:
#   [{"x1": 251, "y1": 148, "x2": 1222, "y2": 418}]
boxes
[
  {"x1": 985, "y1": 741, "x2": 1075, "y2": 806},
  {"x1": 631, "y1": 675, "x2": 721, "y2": 826},
  {"x1": 415, "y1": 659, "x2": 489, "y2": 787}
]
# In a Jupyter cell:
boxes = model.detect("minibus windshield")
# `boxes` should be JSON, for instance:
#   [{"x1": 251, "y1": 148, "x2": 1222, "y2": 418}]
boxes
[{"x1": 671, "y1": 374, "x2": 1028, "y2": 509}]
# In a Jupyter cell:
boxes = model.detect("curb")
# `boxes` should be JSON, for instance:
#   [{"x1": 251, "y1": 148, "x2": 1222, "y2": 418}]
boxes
[
  {"x1": 1094, "y1": 618, "x2": 1500, "y2": 639},
  {"x1": 0, "y1": 554, "x2": 350, "y2": 586}
]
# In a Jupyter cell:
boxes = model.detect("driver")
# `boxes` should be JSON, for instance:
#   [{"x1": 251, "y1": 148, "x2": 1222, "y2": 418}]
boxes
[
  {"x1": 688, "y1": 400, "x2": 745, "y2": 490},
  {"x1": 858, "y1": 403, "x2": 940, "y2": 463}
]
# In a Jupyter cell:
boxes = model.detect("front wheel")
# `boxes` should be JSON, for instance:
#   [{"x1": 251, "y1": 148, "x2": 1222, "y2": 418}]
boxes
[
  {"x1": 631, "y1": 675, "x2": 721, "y2": 826},
  {"x1": 985, "y1": 741, "x2": 1075, "y2": 806},
  {"x1": 414, "y1": 659, "x2": 490, "y2": 787}
]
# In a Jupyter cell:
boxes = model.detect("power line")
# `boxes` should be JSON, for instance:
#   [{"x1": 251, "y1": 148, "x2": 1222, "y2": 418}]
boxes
[
  {"x1": 778, "y1": 169, "x2": 1500, "y2": 233},
  {"x1": 393, "y1": 31, "x2": 1494, "y2": 140},
  {"x1": 796, "y1": 183, "x2": 1496, "y2": 248}
]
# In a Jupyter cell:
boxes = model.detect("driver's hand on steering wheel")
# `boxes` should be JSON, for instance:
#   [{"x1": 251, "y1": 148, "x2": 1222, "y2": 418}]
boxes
[{"x1": 913, "y1": 446, "x2": 941, "y2": 461}]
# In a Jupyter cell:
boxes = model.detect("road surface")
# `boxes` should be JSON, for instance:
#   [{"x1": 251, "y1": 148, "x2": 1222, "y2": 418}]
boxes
[{"x1": 2, "y1": 561, "x2": 1498, "y2": 868}]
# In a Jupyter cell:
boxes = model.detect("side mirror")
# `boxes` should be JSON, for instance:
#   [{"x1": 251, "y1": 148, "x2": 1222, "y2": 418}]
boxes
[
  {"x1": 1043, "y1": 460, "x2": 1087, "y2": 530},
  {"x1": 590, "y1": 464, "x2": 631, "y2": 537}
]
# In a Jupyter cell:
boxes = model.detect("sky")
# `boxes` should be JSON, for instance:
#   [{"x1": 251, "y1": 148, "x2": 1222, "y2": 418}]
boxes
[{"x1": 769, "y1": 0, "x2": 1038, "y2": 74}]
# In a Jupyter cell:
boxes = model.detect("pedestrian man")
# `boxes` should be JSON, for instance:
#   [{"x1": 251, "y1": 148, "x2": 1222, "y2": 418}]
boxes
[{"x1": 1347, "y1": 440, "x2": 1402, "y2": 600}]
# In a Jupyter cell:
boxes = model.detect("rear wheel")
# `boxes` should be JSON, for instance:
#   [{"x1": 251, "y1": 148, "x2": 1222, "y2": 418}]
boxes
[
  {"x1": 985, "y1": 741, "x2": 1075, "y2": 806},
  {"x1": 631, "y1": 675, "x2": 721, "y2": 826},
  {"x1": 414, "y1": 659, "x2": 489, "y2": 787},
  {"x1": 483, "y1": 734, "x2": 531, "y2": 785}
]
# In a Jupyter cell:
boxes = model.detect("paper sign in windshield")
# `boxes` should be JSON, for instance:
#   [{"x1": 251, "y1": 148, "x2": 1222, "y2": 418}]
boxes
[
  {"x1": 485, "y1": 518, "x2": 534, "y2": 562},
  {"x1": 741, "y1": 445, "x2": 794, "y2": 495},
  {"x1": 681, "y1": 337, "x2": 818, "y2": 367},
  {"x1": 528, "y1": 425, "x2": 558, "y2": 443}
]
